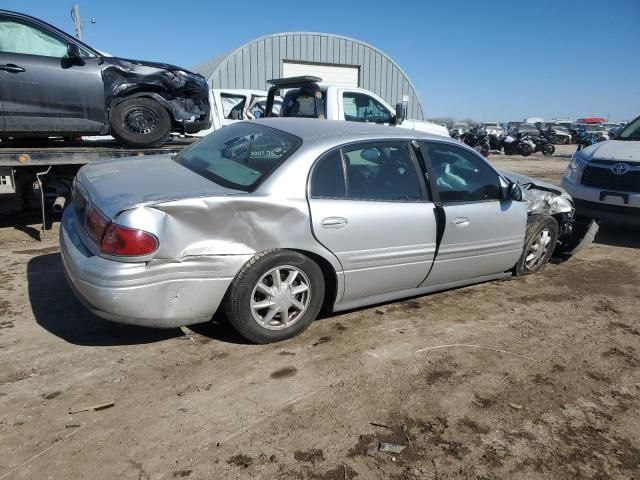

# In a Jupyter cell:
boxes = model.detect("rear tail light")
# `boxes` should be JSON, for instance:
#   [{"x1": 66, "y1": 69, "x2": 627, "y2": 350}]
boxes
[
  {"x1": 84, "y1": 204, "x2": 158, "y2": 256},
  {"x1": 100, "y1": 224, "x2": 158, "y2": 256},
  {"x1": 85, "y1": 205, "x2": 109, "y2": 243}
]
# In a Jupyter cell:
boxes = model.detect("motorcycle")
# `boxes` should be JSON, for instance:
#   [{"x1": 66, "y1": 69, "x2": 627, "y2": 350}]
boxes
[
  {"x1": 461, "y1": 126, "x2": 490, "y2": 157},
  {"x1": 529, "y1": 130, "x2": 555, "y2": 156},
  {"x1": 575, "y1": 129, "x2": 607, "y2": 151},
  {"x1": 501, "y1": 131, "x2": 533, "y2": 156}
]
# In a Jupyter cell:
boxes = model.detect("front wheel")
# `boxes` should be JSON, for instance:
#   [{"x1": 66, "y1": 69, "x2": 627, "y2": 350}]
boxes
[
  {"x1": 513, "y1": 215, "x2": 559, "y2": 276},
  {"x1": 520, "y1": 143, "x2": 532, "y2": 156},
  {"x1": 110, "y1": 97, "x2": 171, "y2": 148},
  {"x1": 541, "y1": 144, "x2": 555, "y2": 156},
  {"x1": 223, "y1": 250, "x2": 325, "y2": 343}
]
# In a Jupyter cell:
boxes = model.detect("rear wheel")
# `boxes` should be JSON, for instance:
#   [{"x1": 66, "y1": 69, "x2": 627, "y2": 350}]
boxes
[
  {"x1": 542, "y1": 144, "x2": 555, "y2": 156},
  {"x1": 110, "y1": 97, "x2": 171, "y2": 148},
  {"x1": 514, "y1": 215, "x2": 559, "y2": 276},
  {"x1": 223, "y1": 250, "x2": 325, "y2": 343},
  {"x1": 520, "y1": 143, "x2": 532, "y2": 156}
]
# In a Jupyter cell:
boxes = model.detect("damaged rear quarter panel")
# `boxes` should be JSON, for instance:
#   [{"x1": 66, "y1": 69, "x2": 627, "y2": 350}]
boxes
[
  {"x1": 113, "y1": 194, "x2": 343, "y2": 278},
  {"x1": 101, "y1": 57, "x2": 210, "y2": 124}
]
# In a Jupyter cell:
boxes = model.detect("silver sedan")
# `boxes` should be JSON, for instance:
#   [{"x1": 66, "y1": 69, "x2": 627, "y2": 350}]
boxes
[{"x1": 60, "y1": 119, "x2": 596, "y2": 343}]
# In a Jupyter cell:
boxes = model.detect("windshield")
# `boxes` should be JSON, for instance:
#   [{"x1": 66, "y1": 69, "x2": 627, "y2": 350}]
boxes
[
  {"x1": 617, "y1": 116, "x2": 640, "y2": 140},
  {"x1": 175, "y1": 123, "x2": 301, "y2": 191}
]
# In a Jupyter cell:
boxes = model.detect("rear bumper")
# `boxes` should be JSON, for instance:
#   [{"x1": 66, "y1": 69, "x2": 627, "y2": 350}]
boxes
[
  {"x1": 561, "y1": 177, "x2": 640, "y2": 225},
  {"x1": 59, "y1": 208, "x2": 250, "y2": 328}
]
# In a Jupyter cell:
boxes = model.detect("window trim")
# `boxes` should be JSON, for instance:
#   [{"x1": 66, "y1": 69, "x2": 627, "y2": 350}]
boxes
[
  {"x1": 417, "y1": 140, "x2": 506, "y2": 205},
  {"x1": 308, "y1": 139, "x2": 431, "y2": 203}
]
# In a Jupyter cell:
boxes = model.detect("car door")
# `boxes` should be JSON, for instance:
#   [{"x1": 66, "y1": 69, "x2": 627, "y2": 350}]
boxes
[
  {"x1": 418, "y1": 141, "x2": 527, "y2": 286},
  {"x1": 308, "y1": 140, "x2": 437, "y2": 303},
  {"x1": 0, "y1": 14, "x2": 105, "y2": 134}
]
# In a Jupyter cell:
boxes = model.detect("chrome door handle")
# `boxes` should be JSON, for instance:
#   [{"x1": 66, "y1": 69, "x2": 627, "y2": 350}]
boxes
[
  {"x1": 0, "y1": 64, "x2": 25, "y2": 73},
  {"x1": 321, "y1": 217, "x2": 348, "y2": 229},
  {"x1": 452, "y1": 217, "x2": 470, "y2": 228}
]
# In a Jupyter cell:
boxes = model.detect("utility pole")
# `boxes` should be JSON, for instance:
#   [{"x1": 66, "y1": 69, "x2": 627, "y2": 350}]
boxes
[{"x1": 70, "y1": 3, "x2": 96, "y2": 41}]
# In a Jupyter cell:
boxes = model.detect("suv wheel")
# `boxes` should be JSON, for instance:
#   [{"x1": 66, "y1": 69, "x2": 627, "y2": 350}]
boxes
[
  {"x1": 514, "y1": 215, "x2": 559, "y2": 276},
  {"x1": 110, "y1": 97, "x2": 171, "y2": 148},
  {"x1": 223, "y1": 250, "x2": 325, "y2": 344}
]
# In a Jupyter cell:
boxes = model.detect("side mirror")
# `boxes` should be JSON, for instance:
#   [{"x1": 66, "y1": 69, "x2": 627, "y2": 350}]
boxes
[
  {"x1": 394, "y1": 102, "x2": 406, "y2": 125},
  {"x1": 67, "y1": 43, "x2": 85, "y2": 66},
  {"x1": 507, "y1": 182, "x2": 523, "y2": 201}
]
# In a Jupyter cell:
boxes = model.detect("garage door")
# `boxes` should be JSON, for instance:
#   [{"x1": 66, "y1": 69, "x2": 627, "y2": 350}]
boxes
[{"x1": 282, "y1": 62, "x2": 359, "y2": 87}]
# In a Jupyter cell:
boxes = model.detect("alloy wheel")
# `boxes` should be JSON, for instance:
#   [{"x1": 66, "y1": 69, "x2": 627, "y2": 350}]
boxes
[
  {"x1": 250, "y1": 266, "x2": 311, "y2": 330},
  {"x1": 524, "y1": 228, "x2": 552, "y2": 271}
]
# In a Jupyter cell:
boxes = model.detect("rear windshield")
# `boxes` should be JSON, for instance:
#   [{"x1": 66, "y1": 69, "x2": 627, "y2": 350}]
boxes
[{"x1": 174, "y1": 123, "x2": 301, "y2": 191}]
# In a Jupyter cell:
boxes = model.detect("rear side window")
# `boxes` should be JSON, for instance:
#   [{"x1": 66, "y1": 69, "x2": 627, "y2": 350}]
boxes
[
  {"x1": 420, "y1": 142, "x2": 501, "y2": 202},
  {"x1": 0, "y1": 19, "x2": 68, "y2": 57},
  {"x1": 175, "y1": 123, "x2": 301, "y2": 191},
  {"x1": 310, "y1": 142, "x2": 424, "y2": 202},
  {"x1": 310, "y1": 150, "x2": 346, "y2": 198}
]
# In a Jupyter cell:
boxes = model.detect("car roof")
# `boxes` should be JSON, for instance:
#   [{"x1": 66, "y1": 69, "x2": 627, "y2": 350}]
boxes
[{"x1": 249, "y1": 117, "x2": 449, "y2": 143}]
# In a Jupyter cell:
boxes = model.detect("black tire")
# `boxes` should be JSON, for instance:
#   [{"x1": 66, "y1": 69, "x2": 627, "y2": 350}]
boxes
[
  {"x1": 110, "y1": 97, "x2": 171, "y2": 148},
  {"x1": 520, "y1": 143, "x2": 532, "y2": 157},
  {"x1": 513, "y1": 215, "x2": 559, "y2": 276},
  {"x1": 542, "y1": 144, "x2": 554, "y2": 156},
  {"x1": 223, "y1": 249, "x2": 325, "y2": 344}
]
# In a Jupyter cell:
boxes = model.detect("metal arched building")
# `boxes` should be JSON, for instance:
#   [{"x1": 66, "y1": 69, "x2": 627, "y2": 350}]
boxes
[{"x1": 192, "y1": 32, "x2": 425, "y2": 120}]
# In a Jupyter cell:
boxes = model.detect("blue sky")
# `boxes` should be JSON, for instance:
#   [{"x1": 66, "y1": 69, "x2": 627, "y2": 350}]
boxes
[{"x1": 4, "y1": 0, "x2": 639, "y2": 121}]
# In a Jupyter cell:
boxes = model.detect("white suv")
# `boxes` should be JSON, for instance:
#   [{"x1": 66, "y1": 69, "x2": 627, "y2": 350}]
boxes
[{"x1": 562, "y1": 115, "x2": 640, "y2": 224}]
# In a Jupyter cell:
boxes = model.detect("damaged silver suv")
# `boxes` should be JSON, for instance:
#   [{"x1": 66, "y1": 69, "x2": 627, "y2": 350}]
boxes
[{"x1": 0, "y1": 10, "x2": 211, "y2": 147}]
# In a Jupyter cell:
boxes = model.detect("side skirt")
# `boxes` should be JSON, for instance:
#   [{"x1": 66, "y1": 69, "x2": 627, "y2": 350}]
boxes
[{"x1": 331, "y1": 272, "x2": 511, "y2": 313}]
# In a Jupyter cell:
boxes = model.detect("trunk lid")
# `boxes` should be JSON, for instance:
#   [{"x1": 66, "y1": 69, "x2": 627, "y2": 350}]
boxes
[{"x1": 76, "y1": 154, "x2": 243, "y2": 219}]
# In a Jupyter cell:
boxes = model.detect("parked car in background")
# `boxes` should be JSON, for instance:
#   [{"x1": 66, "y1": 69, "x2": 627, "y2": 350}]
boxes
[
  {"x1": 547, "y1": 125, "x2": 572, "y2": 144},
  {"x1": 563, "y1": 115, "x2": 640, "y2": 224},
  {"x1": 482, "y1": 122, "x2": 504, "y2": 136},
  {"x1": 0, "y1": 10, "x2": 211, "y2": 147},
  {"x1": 193, "y1": 89, "x2": 283, "y2": 136},
  {"x1": 61, "y1": 119, "x2": 595, "y2": 343},
  {"x1": 514, "y1": 123, "x2": 540, "y2": 136},
  {"x1": 264, "y1": 76, "x2": 450, "y2": 137}
]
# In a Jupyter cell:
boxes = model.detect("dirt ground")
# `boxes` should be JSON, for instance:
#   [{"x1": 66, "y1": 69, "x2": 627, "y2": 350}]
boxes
[{"x1": 1, "y1": 144, "x2": 639, "y2": 480}]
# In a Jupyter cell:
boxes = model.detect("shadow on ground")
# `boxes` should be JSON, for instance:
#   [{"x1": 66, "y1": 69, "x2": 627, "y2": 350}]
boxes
[
  {"x1": 28, "y1": 253, "x2": 183, "y2": 346},
  {"x1": 595, "y1": 224, "x2": 640, "y2": 249}
]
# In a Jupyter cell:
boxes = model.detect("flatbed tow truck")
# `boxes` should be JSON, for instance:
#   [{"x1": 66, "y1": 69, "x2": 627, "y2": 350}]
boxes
[{"x1": 0, "y1": 137, "x2": 196, "y2": 235}]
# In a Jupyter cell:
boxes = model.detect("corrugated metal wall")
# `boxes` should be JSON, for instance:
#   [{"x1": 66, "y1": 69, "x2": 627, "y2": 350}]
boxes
[{"x1": 204, "y1": 33, "x2": 424, "y2": 120}]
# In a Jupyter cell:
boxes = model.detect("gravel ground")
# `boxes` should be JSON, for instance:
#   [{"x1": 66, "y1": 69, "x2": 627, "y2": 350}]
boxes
[{"x1": 0, "y1": 144, "x2": 639, "y2": 480}]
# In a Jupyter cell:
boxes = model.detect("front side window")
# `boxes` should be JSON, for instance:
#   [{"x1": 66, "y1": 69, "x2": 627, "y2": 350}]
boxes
[
  {"x1": 420, "y1": 142, "x2": 501, "y2": 203},
  {"x1": 0, "y1": 18, "x2": 68, "y2": 57},
  {"x1": 342, "y1": 92, "x2": 393, "y2": 124},
  {"x1": 175, "y1": 123, "x2": 301, "y2": 191}
]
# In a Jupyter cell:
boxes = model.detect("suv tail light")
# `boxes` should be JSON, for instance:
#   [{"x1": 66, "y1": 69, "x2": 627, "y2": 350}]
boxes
[{"x1": 100, "y1": 224, "x2": 158, "y2": 256}]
